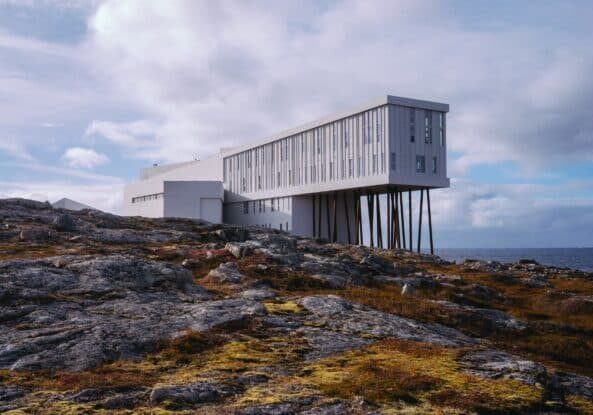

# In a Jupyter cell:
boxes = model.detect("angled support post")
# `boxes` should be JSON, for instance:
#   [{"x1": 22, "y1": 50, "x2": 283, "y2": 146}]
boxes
[
  {"x1": 427, "y1": 188, "x2": 434, "y2": 255},
  {"x1": 343, "y1": 192, "x2": 352, "y2": 244},
  {"x1": 417, "y1": 189, "x2": 424, "y2": 253},
  {"x1": 408, "y1": 191, "x2": 413, "y2": 251},
  {"x1": 399, "y1": 191, "x2": 406, "y2": 250},
  {"x1": 312, "y1": 194, "x2": 316, "y2": 237},
  {"x1": 332, "y1": 192, "x2": 337, "y2": 243},
  {"x1": 376, "y1": 192, "x2": 383, "y2": 249},
  {"x1": 325, "y1": 193, "x2": 331, "y2": 240},
  {"x1": 317, "y1": 193, "x2": 322, "y2": 238},
  {"x1": 355, "y1": 192, "x2": 361, "y2": 245},
  {"x1": 367, "y1": 192, "x2": 374, "y2": 247}
]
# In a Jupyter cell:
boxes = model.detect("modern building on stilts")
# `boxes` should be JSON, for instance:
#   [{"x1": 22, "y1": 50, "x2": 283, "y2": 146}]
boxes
[{"x1": 124, "y1": 95, "x2": 449, "y2": 253}]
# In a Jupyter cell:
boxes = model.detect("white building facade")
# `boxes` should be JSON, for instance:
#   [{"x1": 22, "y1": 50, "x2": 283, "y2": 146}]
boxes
[{"x1": 124, "y1": 95, "x2": 449, "y2": 250}]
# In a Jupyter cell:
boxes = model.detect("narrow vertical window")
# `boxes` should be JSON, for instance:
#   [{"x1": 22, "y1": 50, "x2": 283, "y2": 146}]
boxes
[
  {"x1": 424, "y1": 110, "x2": 432, "y2": 144},
  {"x1": 439, "y1": 112, "x2": 445, "y2": 147},
  {"x1": 410, "y1": 108, "x2": 416, "y2": 142},
  {"x1": 432, "y1": 156, "x2": 438, "y2": 174},
  {"x1": 416, "y1": 155, "x2": 426, "y2": 173},
  {"x1": 390, "y1": 152, "x2": 396, "y2": 170}
]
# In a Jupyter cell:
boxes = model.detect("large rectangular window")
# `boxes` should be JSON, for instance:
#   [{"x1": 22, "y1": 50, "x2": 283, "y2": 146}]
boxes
[{"x1": 416, "y1": 155, "x2": 426, "y2": 173}]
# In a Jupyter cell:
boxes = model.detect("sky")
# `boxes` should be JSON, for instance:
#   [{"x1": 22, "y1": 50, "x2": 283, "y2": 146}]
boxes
[{"x1": 0, "y1": 0, "x2": 592, "y2": 248}]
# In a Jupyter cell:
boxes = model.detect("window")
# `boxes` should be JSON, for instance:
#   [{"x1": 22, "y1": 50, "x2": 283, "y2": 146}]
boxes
[
  {"x1": 280, "y1": 223, "x2": 283, "y2": 231},
  {"x1": 286, "y1": 221, "x2": 289, "y2": 231},
  {"x1": 424, "y1": 110, "x2": 432, "y2": 144},
  {"x1": 432, "y1": 157, "x2": 438, "y2": 174},
  {"x1": 410, "y1": 108, "x2": 416, "y2": 142},
  {"x1": 277, "y1": 171, "x2": 281, "y2": 187},
  {"x1": 416, "y1": 155, "x2": 426, "y2": 173},
  {"x1": 372, "y1": 154, "x2": 377, "y2": 174},
  {"x1": 258, "y1": 200, "x2": 262, "y2": 213},
  {"x1": 348, "y1": 159, "x2": 353, "y2": 177},
  {"x1": 332, "y1": 130, "x2": 336, "y2": 152},
  {"x1": 377, "y1": 119, "x2": 382, "y2": 141},
  {"x1": 242, "y1": 202, "x2": 249, "y2": 214},
  {"x1": 439, "y1": 112, "x2": 445, "y2": 147},
  {"x1": 241, "y1": 178, "x2": 246, "y2": 192},
  {"x1": 390, "y1": 152, "x2": 396, "y2": 170}
]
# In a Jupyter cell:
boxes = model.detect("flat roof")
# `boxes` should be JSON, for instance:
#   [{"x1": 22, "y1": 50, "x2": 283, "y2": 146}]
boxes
[{"x1": 221, "y1": 95, "x2": 449, "y2": 157}]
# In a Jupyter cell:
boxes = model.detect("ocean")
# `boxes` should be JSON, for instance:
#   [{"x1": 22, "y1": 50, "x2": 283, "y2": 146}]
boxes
[{"x1": 434, "y1": 247, "x2": 593, "y2": 273}]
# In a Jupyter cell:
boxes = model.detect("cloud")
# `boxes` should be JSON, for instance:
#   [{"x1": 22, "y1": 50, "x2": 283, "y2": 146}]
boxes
[
  {"x1": 0, "y1": 140, "x2": 34, "y2": 160},
  {"x1": 82, "y1": 0, "x2": 593, "y2": 170},
  {"x1": 427, "y1": 179, "x2": 593, "y2": 247},
  {"x1": 61, "y1": 147, "x2": 109, "y2": 168}
]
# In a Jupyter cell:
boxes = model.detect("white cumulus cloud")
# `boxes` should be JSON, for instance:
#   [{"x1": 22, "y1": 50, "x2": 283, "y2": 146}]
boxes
[
  {"x1": 61, "y1": 147, "x2": 110, "y2": 169},
  {"x1": 82, "y1": 0, "x2": 593, "y2": 170}
]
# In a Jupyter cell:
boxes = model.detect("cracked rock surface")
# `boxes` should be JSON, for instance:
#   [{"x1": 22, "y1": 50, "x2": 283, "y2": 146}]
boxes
[{"x1": 1, "y1": 198, "x2": 592, "y2": 414}]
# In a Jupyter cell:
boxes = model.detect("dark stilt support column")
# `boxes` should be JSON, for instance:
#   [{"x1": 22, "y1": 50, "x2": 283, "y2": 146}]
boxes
[
  {"x1": 317, "y1": 194, "x2": 322, "y2": 238},
  {"x1": 417, "y1": 189, "x2": 424, "y2": 253},
  {"x1": 399, "y1": 192, "x2": 406, "y2": 250},
  {"x1": 312, "y1": 195, "x2": 316, "y2": 237},
  {"x1": 332, "y1": 192, "x2": 337, "y2": 243},
  {"x1": 343, "y1": 192, "x2": 352, "y2": 244},
  {"x1": 386, "y1": 191, "x2": 391, "y2": 249},
  {"x1": 355, "y1": 192, "x2": 361, "y2": 245},
  {"x1": 427, "y1": 189, "x2": 434, "y2": 255},
  {"x1": 367, "y1": 192, "x2": 374, "y2": 248},
  {"x1": 408, "y1": 191, "x2": 413, "y2": 252},
  {"x1": 393, "y1": 192, "x2": 400, "y2": 249},
  {"x1": 325, "y1": 193, "x2": 331, "y2": 240},
  {"x1": 376, "y1": 193, "x2": 383, "y2": 249}
]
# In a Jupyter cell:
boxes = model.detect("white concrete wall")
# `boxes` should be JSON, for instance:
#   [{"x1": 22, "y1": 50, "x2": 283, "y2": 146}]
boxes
[
  {"x1": 124, "y1": 154, "x2": 223, "y2": 217},
  {"x1": 388, "y1": 105, "x2": 449, "y2": 188},
  {"x1": 124, "y1": 178, "x2": 165, "y2": 217},
  {"x1": 163, "y1": 181, "x2": 223, "y2": 223}
]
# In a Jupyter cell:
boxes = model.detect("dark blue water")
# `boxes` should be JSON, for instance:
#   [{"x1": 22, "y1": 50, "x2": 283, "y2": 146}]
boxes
[{"x1": 434, "y1": 248, "x2": 593, "y2": 272}]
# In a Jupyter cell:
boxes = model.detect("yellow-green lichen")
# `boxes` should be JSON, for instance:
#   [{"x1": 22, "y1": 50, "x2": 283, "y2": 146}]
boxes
[
  {"x1": 300, "y1": 339, "x2": 543, "y2": 413},
  {"x1": 263, "y1": 300, "x2": 303, "y2": 315}
]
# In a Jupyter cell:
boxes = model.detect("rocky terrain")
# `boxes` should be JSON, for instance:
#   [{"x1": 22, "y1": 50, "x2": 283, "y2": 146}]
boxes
[{"x1": 1, "y1": 198, "x2": 593, "y2": 414}]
